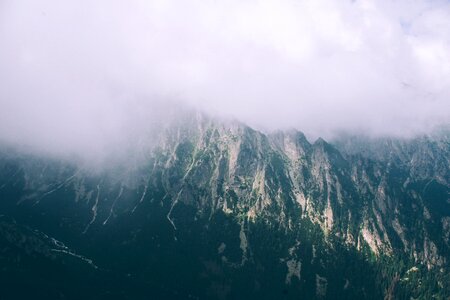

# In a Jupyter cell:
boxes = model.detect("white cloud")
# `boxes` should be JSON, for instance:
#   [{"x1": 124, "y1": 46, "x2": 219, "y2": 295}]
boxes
[{"x1": 0, "y1": 0, "x2": 449, "y2": 159}]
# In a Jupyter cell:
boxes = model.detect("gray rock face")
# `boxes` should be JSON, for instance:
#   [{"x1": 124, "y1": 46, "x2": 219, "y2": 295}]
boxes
[{"x1": 0, "y1": 115, "x2": 449, "y2": 299}]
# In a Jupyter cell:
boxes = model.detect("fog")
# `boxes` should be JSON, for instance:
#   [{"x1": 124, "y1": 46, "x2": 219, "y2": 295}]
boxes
[{"x1": 1, "y1": 0, "x2": 449, "y2": 160}]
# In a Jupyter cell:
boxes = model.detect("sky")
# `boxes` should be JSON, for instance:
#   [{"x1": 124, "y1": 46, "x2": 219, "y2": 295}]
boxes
[{"x1": 0, "y1": 0, "x2": 449, "y2": 159}]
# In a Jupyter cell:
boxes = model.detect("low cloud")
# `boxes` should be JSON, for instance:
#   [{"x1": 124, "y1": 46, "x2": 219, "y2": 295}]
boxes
[{"x1": 1, "y1": 0, "x2": 449, "y2": 159}]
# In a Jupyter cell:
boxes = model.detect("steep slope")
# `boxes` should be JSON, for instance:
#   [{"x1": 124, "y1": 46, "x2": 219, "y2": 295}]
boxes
[{"x1": 0, "y1": 115, "x2": 448, "y2": 299}]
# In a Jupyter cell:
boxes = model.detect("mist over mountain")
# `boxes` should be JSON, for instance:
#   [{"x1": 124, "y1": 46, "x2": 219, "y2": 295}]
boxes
[
  {"x1": 1, "y1": 0, "x2": 450, "y2": 162},
  {"x1": 1, "y1": 1, "x2": 449, "y2": 299}
]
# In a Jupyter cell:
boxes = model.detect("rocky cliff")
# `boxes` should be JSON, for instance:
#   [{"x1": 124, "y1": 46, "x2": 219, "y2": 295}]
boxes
[{"x1": 0, "y1": 115, "x2": 448, "y2": 299}]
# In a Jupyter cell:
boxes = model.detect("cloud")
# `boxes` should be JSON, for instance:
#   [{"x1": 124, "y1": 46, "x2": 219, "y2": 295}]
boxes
[{"x1": 0, "y1": 0, "x2": 449, "y2": 159}]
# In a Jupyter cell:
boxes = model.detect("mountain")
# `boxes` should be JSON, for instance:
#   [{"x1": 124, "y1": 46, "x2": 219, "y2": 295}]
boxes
[{"x1": 0, "y1": 114, "x2": 448, "y2": 299}]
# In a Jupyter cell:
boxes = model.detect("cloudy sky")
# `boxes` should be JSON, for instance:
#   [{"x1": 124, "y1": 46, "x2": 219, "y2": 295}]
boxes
[{"x1": 1, "y1": 0, "x2": 449, "y2": 158}]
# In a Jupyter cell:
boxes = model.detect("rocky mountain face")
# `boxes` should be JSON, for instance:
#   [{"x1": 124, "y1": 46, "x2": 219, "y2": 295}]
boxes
[{"x1": 0, "y1": 115, "x2": 449, "y2": 299}]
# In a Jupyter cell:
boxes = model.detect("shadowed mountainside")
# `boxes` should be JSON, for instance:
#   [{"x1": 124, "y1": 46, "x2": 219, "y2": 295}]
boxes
[{"x1": 0, "y1": 115, "x2": 448, "y2": 299}]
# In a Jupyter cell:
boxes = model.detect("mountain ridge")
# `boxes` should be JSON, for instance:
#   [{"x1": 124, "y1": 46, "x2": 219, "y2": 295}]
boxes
[{"x1": 0, "y1": 115, "x2": 448, "y2": 299}]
